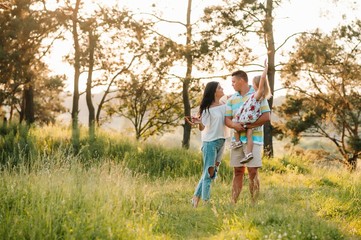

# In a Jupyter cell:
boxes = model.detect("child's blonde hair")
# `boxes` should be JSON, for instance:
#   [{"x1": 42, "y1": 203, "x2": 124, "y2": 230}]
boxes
[{"x1": 253, "y1": 76, "x2": 272, "y2": 100}]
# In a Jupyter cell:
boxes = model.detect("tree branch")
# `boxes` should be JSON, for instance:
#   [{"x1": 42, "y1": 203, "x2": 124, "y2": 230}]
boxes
[{"x1": 275, "y1": 32, "x2": 308, "y2": 52}]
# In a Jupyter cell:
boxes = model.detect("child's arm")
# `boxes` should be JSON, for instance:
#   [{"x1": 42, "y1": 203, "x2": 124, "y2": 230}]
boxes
[{"x1": 254, "y1": 59, "x2": 268, "y2": 101}]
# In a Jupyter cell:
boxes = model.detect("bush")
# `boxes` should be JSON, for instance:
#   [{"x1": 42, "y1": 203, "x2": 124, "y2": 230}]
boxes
[{"x1": 0, "y1": 123, "x2": 35, "y2": 169}]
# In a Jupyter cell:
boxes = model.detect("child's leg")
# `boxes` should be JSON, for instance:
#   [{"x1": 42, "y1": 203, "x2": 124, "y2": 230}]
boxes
[
  {"x1": 246, "y1": 128, "x2": 253, "y2": 154},
  {"x1": 231, "y1": 131, "x2": 242, "y2": 149},
  {"x1": 234, "y1": 131, "x2": 240, "y2": 142}
]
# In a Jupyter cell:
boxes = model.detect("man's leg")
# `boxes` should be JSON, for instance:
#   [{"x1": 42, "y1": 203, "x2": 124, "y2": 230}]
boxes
[
  {"x1": 248, "y1": 167, "x2": 260, "y2": 203},
  {"x1": 232, "y1": 166, "x2": 245, "y2": 203}
]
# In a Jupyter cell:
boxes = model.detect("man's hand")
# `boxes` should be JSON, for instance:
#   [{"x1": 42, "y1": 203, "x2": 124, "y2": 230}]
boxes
[
  {"x1": 225, "y1": 116, "x2": 246, "y2": 131},
  {"x1": 233, "y1": 122, "x2": 247, "y2": 132}
]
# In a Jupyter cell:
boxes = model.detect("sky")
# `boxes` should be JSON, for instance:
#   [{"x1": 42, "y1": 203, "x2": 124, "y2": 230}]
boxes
[{"x1": 45, "y1": 0, "x2": 361, "y2": 97}]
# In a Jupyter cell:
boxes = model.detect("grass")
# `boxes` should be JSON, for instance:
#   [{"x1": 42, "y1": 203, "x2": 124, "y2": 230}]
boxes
[{"x1": 0, "y1": 125, "x2": 360, "y2": 239}]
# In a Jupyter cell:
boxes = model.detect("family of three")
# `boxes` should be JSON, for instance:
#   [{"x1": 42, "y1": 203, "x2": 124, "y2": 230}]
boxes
[{"x1": 187, "y1": 60, "x2": 271, "y2": 208}]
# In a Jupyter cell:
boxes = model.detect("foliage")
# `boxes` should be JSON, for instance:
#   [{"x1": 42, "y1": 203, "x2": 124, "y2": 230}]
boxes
[
  {"x1": 0, "y1": 122, "x2": 35, "y2": 168},
  {"x1": 262, "y1": 155, "x2": 311, "y2": 175},
  {"x1": 276, "y1": 20, "x2": 361, "y2": 170},
  {"x1": 200, "y1": 0, "x2": 260, "y2": 72},
  {"x1": 34, "y1": 75, "x2": 67, "y2": 124},
  {"x1": 105, "y1": 33, "x2": 183, "y2": 140},
  {"x1": 0, "y1": 0, "x2": 64, "y2": 124},
  {"x1": 107, "y1": 75, "x2": 183, "y2": 141}
]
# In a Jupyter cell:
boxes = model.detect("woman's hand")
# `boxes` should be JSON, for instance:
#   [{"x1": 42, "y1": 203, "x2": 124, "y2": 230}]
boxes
[
  {"x1": 191, "y1": 116, "x2": 201, "y2": 124},
  {"x1": 185, "y1": 116, "x2": 201, "y2": 126},
  {"x1": 185, "y1": 115, "x2": 205, "y2": 131}
]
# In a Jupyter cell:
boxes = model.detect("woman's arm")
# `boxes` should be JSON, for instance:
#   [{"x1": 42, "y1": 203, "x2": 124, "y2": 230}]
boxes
[
  {"x1": 185, "y1": 116, "x2": 205, "y2": 131},
  {"x1": 193, "y1": 116, "x2": 205, "y2": 131}
]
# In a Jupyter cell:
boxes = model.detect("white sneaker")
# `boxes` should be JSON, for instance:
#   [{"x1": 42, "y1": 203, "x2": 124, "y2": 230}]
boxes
[
  {"x1": 240, "y1": 152, "x2": 253, "y2": 164},
  {"x1": 230, "y1": 141, "x2": 243, "y2": 149}
]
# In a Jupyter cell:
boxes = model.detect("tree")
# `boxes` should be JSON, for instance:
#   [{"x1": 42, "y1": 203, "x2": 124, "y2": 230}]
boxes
[
  {"x1": 143, "y1": 0, "x2": 199, "y2": 148},
  {"x1": 69, "y1": 0, "x2": 81, "y2": 152},
  {"x1": 33, "y1": 75, "x2": 67, "y2": 124},
  {"x1": 108, "y1": 73, "x2": 182, "y2": 141},
  {"x1": 143, "y1": 0, "x2": 233, "y2": 148},
  {"x1": 0, "y1": 0, "x2": 63, "y2": 125},
  {"x1": 276, "y1": 21, "x2": 361, "y2": 171},
  {"x1": 92, "y1": 7, "x2": 154, "y2": 127},
  {"x1": 182, "y1": 0, "x2": 194, "y2": 149},
  {"x1": 201, "y1": 0, "x2": 286, "y2": 157},
  {"x1": 106, "y1": 32, "x2": 182, "y2": 141},
  {"x1": 56, "y1": 0, "x2": 83, "y2": 152},
  {"x1": 81, "y1": 18, "x2": 96, "y2": 140}
]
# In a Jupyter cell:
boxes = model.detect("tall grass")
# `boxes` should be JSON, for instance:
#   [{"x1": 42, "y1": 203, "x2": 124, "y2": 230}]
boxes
[{"x1": 0, "y1": 125, "x2": 360, "y2": 239}]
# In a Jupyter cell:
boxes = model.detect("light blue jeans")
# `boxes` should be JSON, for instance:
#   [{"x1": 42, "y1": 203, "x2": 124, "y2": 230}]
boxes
[{"x1": 194, "y1": 138, "x2": 225, "y2": 201}]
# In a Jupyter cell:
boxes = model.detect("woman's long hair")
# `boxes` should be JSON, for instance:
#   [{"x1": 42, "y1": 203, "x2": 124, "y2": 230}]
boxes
[{"x1": 198, "y1": 81, "x2": 219, "y2": 117}]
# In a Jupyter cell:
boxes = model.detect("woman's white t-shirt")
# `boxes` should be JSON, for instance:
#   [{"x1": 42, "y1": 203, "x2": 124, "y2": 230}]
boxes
[{"x1": 201, "y1": 105, "x2": 230, "y2": 142}]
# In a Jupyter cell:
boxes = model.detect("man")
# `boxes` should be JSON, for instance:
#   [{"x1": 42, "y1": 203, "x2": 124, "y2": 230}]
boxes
[{"x1": 225, "y1": 70, "x2": 271, "y2": 204}]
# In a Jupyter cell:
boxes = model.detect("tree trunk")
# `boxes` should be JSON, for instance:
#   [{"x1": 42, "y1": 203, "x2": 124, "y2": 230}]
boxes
[
  {"x1": 263, "y1": 0, "x2": 275, "y2": 157},
  {"x1": 24, "y1": 80, "x2": 35, "y2": 125},
  {"x1": 86, "y1": 28, "x2": 95, "y2": 140},
  {"x1": 20, "y1": 90, "x2": 25, "y2": 123},
  {"x1": 182, "y1": 79, "x2": 191, "y2": 149},
  {"x1": 347, "y1": 154, "x2": 358, "y2": 172},
  {"x1": 95, "y1": 54, "x2": 141, "y2": 126},
  {"x1": 71, "y1": 0, "x2": 81, "y2": 153},
  {"x1": 182, "y1": 0, "x2": 193, "y2": 149},
  {"x1": 20, "y1": 77, "x2": 35, "y2": 125}
]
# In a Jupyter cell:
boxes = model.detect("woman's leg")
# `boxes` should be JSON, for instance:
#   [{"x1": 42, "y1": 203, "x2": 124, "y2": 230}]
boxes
[
  {"x1": 200, "y1": 141, "x2": 216, "y2": 201},
  {"x1": 198, "y1": 139, "x2": 225, "y2": 202}
]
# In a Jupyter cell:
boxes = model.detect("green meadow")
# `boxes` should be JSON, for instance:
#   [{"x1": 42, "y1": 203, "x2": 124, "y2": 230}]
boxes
[{"x1": 0, "y1": 125, "x2": 360, "y2": 239}]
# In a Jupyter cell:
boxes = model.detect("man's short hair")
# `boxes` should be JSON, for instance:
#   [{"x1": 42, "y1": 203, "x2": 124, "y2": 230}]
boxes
[{"x1": 231, "y1": 70, "x2": 248, "y2": 82}]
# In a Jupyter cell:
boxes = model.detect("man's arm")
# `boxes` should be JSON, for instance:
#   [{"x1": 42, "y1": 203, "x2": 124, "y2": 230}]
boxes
[{"x1": 225, "y1": 116, "x2": 246, "y2": 132}]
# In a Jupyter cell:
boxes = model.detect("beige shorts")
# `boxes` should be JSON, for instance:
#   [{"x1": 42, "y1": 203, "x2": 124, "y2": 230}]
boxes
[{"x1": 230, "y1": 143, "x2": 263, "y2": 168}]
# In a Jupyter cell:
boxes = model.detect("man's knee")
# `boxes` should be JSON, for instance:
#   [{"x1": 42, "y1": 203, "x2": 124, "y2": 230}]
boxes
[
  {"x1": 248, "y1": 167, "x2": 258, "y2": 179},
  {"x1": 234, "y1": 167, "x2": 245, "y2": 176}
]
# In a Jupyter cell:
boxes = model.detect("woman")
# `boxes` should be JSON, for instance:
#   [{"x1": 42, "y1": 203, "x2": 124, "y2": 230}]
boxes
[{"x1": 186, "y1": 81, "x2": 229, "y2": 208}]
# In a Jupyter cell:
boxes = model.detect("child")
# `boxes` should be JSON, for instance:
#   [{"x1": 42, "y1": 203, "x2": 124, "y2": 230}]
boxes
[{"x1": 231, "y1": 60, "x2": 272, "y2": 164}]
